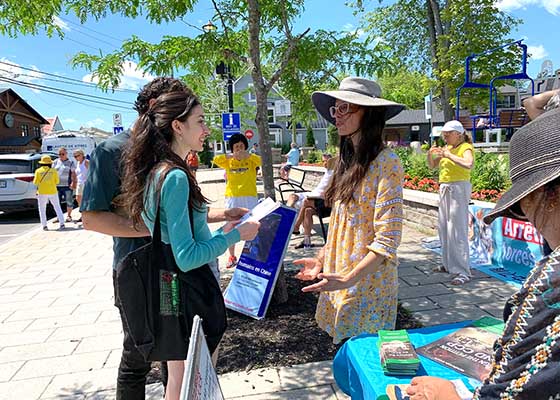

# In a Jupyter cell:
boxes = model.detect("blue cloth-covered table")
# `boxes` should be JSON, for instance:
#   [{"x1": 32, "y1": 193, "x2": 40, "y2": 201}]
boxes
[{"x1": 333, "y1": 321, "x2": 482, "y2": 399}]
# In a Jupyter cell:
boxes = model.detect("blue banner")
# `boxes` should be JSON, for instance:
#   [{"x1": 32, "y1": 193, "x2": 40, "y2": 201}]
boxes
[
  {"x1": 470, "y1": 205, "x2": 543, "y2": 285},
  {"x1": 423, "y1": 205, "x2": 543, "y2": 287},
  {"x1": 224, "y1": 205, "x2": 297, "y2": 319}
]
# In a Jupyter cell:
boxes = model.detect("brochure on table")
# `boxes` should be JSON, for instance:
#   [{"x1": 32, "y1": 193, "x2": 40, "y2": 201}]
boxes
[
  {"x1": 180, "y1": 315, "x2": 224, "y2": 400},
  {"x1": 224, "y1": 201, "x2": 297, "y2": 320}
]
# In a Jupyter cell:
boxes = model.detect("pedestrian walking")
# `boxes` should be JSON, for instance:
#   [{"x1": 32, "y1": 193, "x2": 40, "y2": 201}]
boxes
[
  {"x1": 33, "y1": 155, "x2": 65, "y2": 230},
  {"x1": 186, "y1": 149, "x2": 199, "y2": 177},
  {"x1": 53, "y1": 147, "x2": 77, "y2": 223},
  {"x1": 73, "y1": 148, "x2": 89, "y2": 222},
  {"x1": 280, "y1": 142, "x2": 300, "y2": 179}
]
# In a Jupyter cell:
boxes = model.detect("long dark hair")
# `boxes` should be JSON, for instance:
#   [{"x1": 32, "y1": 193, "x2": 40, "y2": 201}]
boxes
[
  {"x1": 324, "y1": 107, "x2": 386, "y2": 205},
  {"x1": 121, "y1": 90, "x2": 208, "y2": 228}
]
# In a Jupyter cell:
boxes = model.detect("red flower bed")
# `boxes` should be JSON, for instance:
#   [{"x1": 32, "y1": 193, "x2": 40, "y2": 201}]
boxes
[{"x1": 403, "y1": 174, "x2": 503, "y2": 203}]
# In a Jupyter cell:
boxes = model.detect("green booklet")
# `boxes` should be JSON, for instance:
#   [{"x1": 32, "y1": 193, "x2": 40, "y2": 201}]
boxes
[
  {"x1": 416, "y1": 316, "x2": 505, "y2": 381},
  {"x1": 378, "y1": 329, "x2": 420, "y2": 375}
]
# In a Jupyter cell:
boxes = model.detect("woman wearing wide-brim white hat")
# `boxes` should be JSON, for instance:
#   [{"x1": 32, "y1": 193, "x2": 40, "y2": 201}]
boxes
[
  {"x1": 294, "y1": 77, "x2": 406, "y2": 344},
  {"x1": 406, "y1": 107, "x2": 560, "y2": 400}
]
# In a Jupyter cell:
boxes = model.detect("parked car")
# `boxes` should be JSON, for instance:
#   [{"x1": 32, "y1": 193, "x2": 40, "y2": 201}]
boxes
[{"x1": 0, "y1": 152, "x2": 58, "y2": 213}]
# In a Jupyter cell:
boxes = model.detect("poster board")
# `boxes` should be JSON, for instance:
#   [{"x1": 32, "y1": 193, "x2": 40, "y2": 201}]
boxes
[
  {"x1": 224, "y1": 204, "x2": 297, "y2": 319},
  {"x1": 180, "y1": 315, "x2": 224, "y2": 400}
]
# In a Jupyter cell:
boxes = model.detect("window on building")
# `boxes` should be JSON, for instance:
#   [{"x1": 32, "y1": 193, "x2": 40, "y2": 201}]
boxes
[
  {"x1": 267, "y1": 107, "x2": 275, "y2": 124},
  {"x1": 496, "y1": 95, "x2": 516, "y2": 109},
  {"x1": 21, "y1": 124, "x2": 29, "y2": 137},
  {"x1": 33, "y1": 126, "x2": 40, "y2": 136}
]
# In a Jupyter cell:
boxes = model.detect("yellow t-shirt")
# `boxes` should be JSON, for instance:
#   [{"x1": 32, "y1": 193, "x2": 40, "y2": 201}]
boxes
[
  {"x1": 213, "y1": 153, "x2": 261, "y2": 197},
  {"x1": 438, "y1": 142, "x2": 474, "y2": 183},
  {"x1": 33, "y1": 166, "x2": 60, "y2": 195}
]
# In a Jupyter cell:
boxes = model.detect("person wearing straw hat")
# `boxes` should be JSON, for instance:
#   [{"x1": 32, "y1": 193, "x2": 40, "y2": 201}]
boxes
[
  {"x1": 405, "y1": 108, "x2": 560, "y2": 400},
  {"x1": 427, "y1": 120, "x2": 474, "y2": 285},
  {"x1": 294, "y1": 76, "x2": 405, "y2": 343},
  {"x1": 33, "y1": 155, "x2": 66, "y2": 230}
]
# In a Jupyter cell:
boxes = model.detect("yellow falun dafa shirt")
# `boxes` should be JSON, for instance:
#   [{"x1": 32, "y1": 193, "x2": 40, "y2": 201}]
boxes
[
  {"x1": 33, "y1": 166, "x2": 60, "y2": 195},
  {"x1": 438, "y1": 142, "x2": 474, "y2": 183},
  {"x1": 213, "y1": 153, "x2": 261, "y2": 197}
]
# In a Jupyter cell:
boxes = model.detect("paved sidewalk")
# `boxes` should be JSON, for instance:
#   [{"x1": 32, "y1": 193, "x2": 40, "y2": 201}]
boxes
[{"x1": 0, "y1": 169, "x2": 517, "y2": 399}]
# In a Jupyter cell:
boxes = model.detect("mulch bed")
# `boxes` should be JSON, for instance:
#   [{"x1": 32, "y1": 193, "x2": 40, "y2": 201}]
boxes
[
  {"x1": 147, "y1": 274, "x2": 422, "y2": 381},
  {"x1": 215, "y1": 274, "x2": 422, "y2": 374}
]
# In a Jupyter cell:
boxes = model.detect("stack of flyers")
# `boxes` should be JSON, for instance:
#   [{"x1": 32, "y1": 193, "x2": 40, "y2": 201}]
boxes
[{"x1": 378, "y1": 330, "x2": 420, "y2": 375}]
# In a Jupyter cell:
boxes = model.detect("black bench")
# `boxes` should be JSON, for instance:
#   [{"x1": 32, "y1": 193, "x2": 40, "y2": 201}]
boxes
[
  {"x1": 274, "y1": 166, "x2": 307, "y2": 204},
  {"x1": 274, "y1": 167, "x2": 331, "y2": 242}
]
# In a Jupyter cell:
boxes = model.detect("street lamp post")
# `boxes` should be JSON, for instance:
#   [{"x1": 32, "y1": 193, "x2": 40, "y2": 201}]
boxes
[{"x1": 202, "y1": 21, "x2": 234, "y2": 113}]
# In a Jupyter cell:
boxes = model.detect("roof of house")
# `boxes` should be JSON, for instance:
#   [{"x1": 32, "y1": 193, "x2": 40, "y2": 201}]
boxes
[
  {"x1": 386, "y1": 109, "x2": 445, "y2": 126},
  {"x1": 42, "y1": 117, "x2": 56, "y2": 135},
  {"x1": 0, "y1": 136, "x2": 42, "y2": 146},
  {"x1": 0, "y1": 88, "x2": 49, "y2": 125}
]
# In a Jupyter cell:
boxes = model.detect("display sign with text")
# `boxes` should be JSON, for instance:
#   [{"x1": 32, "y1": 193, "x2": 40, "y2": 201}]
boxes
[{"x1": 224, "y1": 204, "x2": 297, "y2": 319}]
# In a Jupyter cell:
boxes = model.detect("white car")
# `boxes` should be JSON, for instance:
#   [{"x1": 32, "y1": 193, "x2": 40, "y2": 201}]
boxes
[{"x1": 0, "y1": 152, "x2": 58, "y2": 213}]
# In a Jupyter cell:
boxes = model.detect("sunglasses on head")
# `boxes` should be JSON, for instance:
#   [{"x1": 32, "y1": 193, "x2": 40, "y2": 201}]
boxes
[{"x1": 329, "y1": 102, "x2": 357, "y2": 118}]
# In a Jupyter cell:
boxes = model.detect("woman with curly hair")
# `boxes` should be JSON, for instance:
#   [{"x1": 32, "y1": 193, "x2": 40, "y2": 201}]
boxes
[{"x1": 120, "y1": 88, "x2": 260, "y2": 400}]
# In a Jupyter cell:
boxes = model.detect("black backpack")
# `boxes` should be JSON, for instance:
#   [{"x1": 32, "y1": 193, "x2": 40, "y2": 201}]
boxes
[{"x1": 116, "y1": 187, "x2": 227, "y2": 361}]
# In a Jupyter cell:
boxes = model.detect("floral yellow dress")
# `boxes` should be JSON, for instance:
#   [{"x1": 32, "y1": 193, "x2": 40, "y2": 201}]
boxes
[{"x1": 316, "y1": 148, "x2": 404, "y2": 343}]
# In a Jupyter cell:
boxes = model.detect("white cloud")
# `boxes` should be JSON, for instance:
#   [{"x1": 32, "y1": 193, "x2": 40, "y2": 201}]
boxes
[
  {"x1": 495, "y1": 0, "x2": 560, "y2": 15},
  {"x1": 52, "y1": 16, "x2": 71, "y2": 31},
  {"x1": 63, "y1": 118, "x2": 77, "y2": 123},
  {"x1": 82, "y1": 60, "x2": 155, "y2": 91},
  {"x1": 527, "y1": 44, "x2": 549, "y2": 60},
  {"x1": 83, "y1": 118, "x2": 105, "y2": 128},
  {"x1": 0, "y1": 58, "x2": 42, "y2": 92},
  {"x1": 342, "y1": 23, "x2": 365, "y2": 38}
]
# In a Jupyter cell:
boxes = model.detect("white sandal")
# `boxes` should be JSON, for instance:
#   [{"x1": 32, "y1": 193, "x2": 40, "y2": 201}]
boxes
[{"x1": 451, "y1": 274, "x2": 471, "y2": 285}]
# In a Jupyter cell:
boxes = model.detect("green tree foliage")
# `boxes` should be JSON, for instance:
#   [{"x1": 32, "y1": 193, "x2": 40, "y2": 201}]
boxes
[
  {"x1": 378, "y1": 70, "x2": 436, "y2": 109},
  {"x1": 0, "y1": 0, "x2": 391, "y2": 201},
  {"x1": 305, "y1": 126, "x2": 315, "y2": 147},
  {"x1": 359, "y1": 0, "x2": 521, "y2": 119}
]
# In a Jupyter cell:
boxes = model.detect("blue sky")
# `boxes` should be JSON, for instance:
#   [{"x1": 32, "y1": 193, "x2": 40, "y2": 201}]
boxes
[{"x1": 0, "y1": 0, "x2": 558, "y2": 132}]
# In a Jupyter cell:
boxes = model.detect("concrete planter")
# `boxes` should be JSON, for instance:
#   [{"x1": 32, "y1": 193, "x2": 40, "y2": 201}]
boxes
[{"x1": 403, "y1": 189, "x2": 496, "y2": 233}]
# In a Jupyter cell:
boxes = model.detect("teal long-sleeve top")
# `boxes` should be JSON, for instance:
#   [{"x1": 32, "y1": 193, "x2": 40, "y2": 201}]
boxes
[{"x1": 142, "y1": 169, "x2": 240, "y2": 272}]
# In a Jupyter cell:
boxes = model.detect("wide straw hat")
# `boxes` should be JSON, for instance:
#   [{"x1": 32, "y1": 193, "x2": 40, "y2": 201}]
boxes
[
  {"x1": 312, "y1": 77, "x2": 405, "y2": 124},
  {"x1": 38, "y1": 155, "x2": 53, "y2": 165},
  {"x1": 484, "y1": 107, "x2": 560, "y2": 225}
]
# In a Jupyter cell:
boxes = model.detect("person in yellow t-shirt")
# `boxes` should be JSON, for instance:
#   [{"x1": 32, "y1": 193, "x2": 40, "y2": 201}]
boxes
[
  {"x1": 427, "y1": 120, "x2": 474, "y2": 285},
  {"x1": 213, "y1": 133, "x2": 261, "y2": 268},
  {"x1": 33, "y1": 155, "x2": 66, "y2": 230}
]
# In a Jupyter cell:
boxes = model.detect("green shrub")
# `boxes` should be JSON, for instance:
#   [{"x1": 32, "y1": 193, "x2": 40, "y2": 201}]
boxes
[
  {"x1": 409, "y1": 152, "x2": 437, "y2": 180},
  {"x1": 394, "y1": 146, "x2": 437, "y2": 180},
  {"x1": 306, "y1": 126, "x2": 315, "y2": 147},
  {"x1": 471, "y1": 152, "x2": 510, "y2": 192},
  {"x1": 198, "y1": 141, "x2": 212, "y2": 166},
  {"x1": 306, "y1": 150, "x2": 322, "y2": 164},
  {"x1": 393, "y1": 147, "x2": 412, "y2": 174}
]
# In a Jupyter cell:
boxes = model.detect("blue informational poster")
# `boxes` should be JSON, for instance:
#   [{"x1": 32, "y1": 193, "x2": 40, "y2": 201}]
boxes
[{"x1": 224, "y1": 204, "x2": 297, "y2": 319}]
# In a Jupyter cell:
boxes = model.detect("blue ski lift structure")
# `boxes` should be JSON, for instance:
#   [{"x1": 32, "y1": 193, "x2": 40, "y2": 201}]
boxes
[{"x1": 455, "y1": 40, "x2": 534, "y2": 141}]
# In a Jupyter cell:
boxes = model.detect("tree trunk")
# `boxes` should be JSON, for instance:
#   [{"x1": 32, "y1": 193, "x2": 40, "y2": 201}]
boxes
[
  {"x1": 426, "y1": 0, "x2": 454, "y2": 121},
  {"x1": 247, "y1": 0, "x2": 276, "y2": 201},
  {"x1": 271, "y1": 263, "x2": 289, "y2": 305},
  {"x1": 247, "y1": 0, "x2": 288, "y2": 303}
]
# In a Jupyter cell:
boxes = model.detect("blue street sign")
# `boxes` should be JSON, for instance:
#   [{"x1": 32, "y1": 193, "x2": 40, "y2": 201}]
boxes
[
  {"x1": 223, "y1": 130, "x2": 240, "y2": 141},
  {"x1": 222, "y1": 112, "x2": 241, "y2": 132},
  {"x1": 113, "y1": 126, "x2": 124, "y2": 135}
]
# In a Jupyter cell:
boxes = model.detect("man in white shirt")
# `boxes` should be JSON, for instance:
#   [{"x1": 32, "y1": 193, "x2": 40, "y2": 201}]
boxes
[{"x1": 286, "y1": 154, "x2": 335, "y2": 248}]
